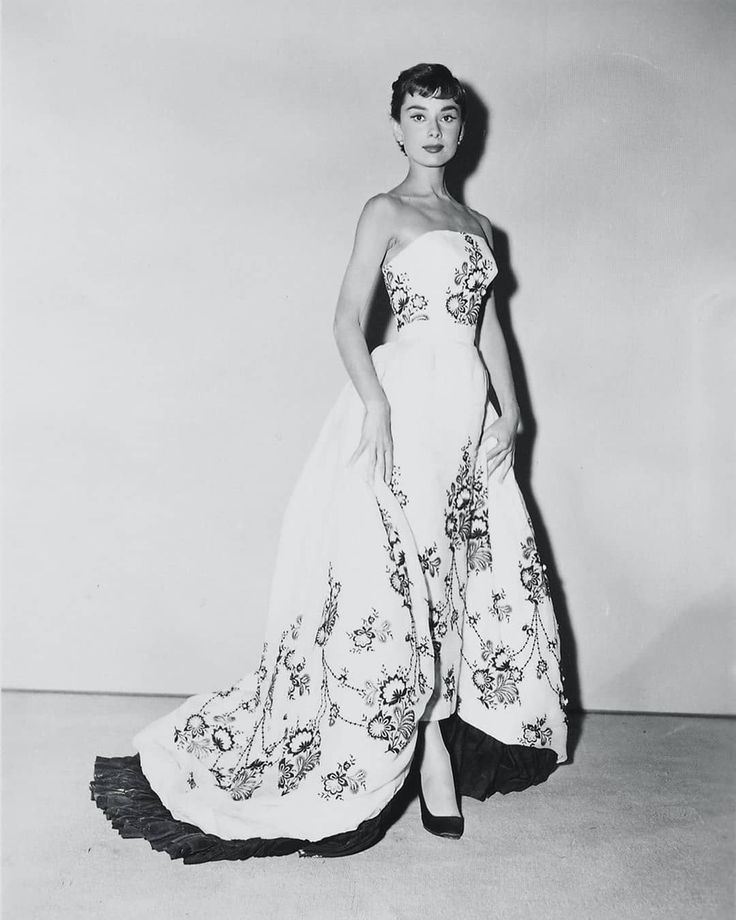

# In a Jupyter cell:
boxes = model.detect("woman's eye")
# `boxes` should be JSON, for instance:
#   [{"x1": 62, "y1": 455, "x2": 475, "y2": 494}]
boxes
[{"x1": 411, "y1": 114, "x2": 424, "y2": 121}]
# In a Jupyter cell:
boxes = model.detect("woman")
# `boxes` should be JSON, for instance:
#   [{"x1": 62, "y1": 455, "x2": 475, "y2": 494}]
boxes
[{"x1": 91, "y1": 63, "x2": 567, "y2": 862}]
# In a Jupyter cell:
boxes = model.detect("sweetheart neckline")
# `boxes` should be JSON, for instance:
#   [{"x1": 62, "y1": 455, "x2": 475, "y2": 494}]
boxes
[{"x1": 382, "y1": 229, "x2": 492, "y2": 272}]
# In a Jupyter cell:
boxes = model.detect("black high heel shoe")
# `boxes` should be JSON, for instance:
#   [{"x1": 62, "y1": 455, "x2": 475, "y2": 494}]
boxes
[
  {"x1": 415, "y1": 723, "x2": 464, "y2": 839},
  {"x1": 417, "y1": 779, "x2": 464, "y2": 839}
]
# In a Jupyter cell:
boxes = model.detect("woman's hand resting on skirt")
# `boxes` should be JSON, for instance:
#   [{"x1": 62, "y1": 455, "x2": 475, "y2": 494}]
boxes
[
  {"x1": 349, "y1": 400, "x2": 394, "y2": 486},
  {"x1": 481, "y1": 414, "x2": 519, "y2": 480}
]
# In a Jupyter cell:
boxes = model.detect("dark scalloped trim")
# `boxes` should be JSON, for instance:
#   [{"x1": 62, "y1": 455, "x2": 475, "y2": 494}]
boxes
[{"x1": 90, "y1": 716, "x2": 559, "y2": 862}]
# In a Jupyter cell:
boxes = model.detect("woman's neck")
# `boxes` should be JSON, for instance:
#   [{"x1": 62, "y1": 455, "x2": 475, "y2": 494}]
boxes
[{"x1": 401, "y1": 161, "x2": 450, "y2": 199}]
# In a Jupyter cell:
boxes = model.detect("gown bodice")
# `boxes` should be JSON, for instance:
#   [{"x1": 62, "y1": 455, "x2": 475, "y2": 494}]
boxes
[{"x1": 381, "y1": 230, "x2": 498, "y2": 344}]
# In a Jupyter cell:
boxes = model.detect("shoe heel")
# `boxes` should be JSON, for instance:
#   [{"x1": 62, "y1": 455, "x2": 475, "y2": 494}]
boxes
[{"x1": 417, "y1": 781, "x2": 464, "y2": 839}]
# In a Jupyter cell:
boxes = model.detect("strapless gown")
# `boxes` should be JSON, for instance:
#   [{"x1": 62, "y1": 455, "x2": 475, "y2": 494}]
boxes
[{"x1": 90, "y1": 229, "x2": 568, "y2": 862}]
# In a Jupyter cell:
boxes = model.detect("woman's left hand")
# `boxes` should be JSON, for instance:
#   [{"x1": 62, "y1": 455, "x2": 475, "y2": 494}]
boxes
[{"x1": 480, "y1": 414, "x2": 520, "y2": 480}]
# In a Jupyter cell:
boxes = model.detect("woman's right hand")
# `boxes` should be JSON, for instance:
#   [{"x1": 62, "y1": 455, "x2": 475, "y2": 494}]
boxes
[{"x1": 348, "y1": 399, "x2": 394, "y2": 486}]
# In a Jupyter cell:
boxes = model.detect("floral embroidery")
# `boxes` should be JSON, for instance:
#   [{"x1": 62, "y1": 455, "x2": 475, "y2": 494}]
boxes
[
  {"x1": 278, "y1": 724, "x2": 322, "y2": 795},
  {"x1": 174, "y1": 715, "x2": 215, "y2": 760},
  {"x1": 443, "y1": 665, "x2": 456, "y2": 702},
  {"x1": 418, "y1": 543, "x2": 441, "y2": 577},
  {"x1": 378, "y1": 503, "x2": 412, "y2": 610},
  {"x1": 520, "y1": 716, "x2": 553, "y2": 747},
  {"x1": 445, "y1": 234, "x2": 494, "y2": 325},
  {"x1": 471, "y1": 641, "x2": 522, "y2": 709},
  {"x1": 382, "y1": 266, "x2": 429, "y2": 330},
  {"x1": 490, "y1": 590, "x2": 512, "y2": 622},
  {"x1": 519, "y1": 536, "x2": 551, "y2": 607},
  {"x1": 389, "y1": 465, "x2": 408, "y2": 507},
  {"x1": 347, "y1": 608, "x2": 393, "y2": 653},
  {"x1": 363, "y1": 669, "x2": 416, "y2": 754},
  {"x1": 214, "y1": 759, "x2": 268, "y2": 801},
  {"x1": 315, "y1": 566, "x2": 341, "y2": 646},
  {"x1": 468, "y1": 468, "x2": 492, "y2": 571},
  {"x1": 445, "y1": 442, "x2": 475, "y2": 549},
  {"x1": 319, "y1": 755, "x2": 367, "y2": 801},
  {"x1": 212, "y1": 726, "x2": 235, "y2": 752}
]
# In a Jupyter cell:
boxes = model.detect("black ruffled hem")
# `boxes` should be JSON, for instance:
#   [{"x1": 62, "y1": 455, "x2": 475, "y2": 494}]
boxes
[
  {"x1": 90, "y1": 714, "x2": 559, "y2": 863},
  {"x1": 440, "y1": 712, "x2": 559, "y2": 800},
  {"x1": 89, "y1": 753, "x2": 407, "y2": 863}
]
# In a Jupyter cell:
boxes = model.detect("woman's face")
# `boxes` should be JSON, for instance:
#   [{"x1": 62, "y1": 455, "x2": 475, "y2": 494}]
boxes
[{"x1": 393, "y1": 92, "x2": 464, "y2": 165}]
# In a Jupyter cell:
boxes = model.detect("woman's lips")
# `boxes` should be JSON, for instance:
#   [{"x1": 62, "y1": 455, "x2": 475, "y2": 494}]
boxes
[{"x1": 423, "y1": 144, "x2": 444, "y2": 152}]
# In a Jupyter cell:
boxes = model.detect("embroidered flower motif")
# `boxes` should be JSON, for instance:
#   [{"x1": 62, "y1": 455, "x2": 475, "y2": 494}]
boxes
[
  {"x1": 379, "y1": 503, "x2": 412, "y2": 610},
  {"x1": 491, "y1": 646, "x2": 513, "y2": 672},
  {"x1": 379, "y1": 673, "x2": 408, "y2": 706},
  {"x1": 519, "y1": 536, "x2": 551, "y2": 606},
  {"x1": 383, "y1": 266, "x2": 429, "y2": 329},
  {"x1": 352, "y1": 626, "x2": 375, "y2": 649},
  {"x1": 367, "y1": 712, "x2": 392, "y2": 739},
  {"x1": 286, "y1": 727, "x2": 315, "y2": 756},
  {"x1": 212, "y1": 726, "x2": 235, "y2": 752},
  {"x1": 315, "y1": 566, "x2": 341, "y2": 646},
  {"x1": 278, "y1": 726, "x2": 322, "y2": 795},
  {"x1": 445, "y1": 441, "x2": 476, "y2": 549},
  {"x1": 490, "y1": 590, "x2": 512, "y2": 622},
  {"x1": 389, "y1": 465, "x2": 408, "y2": 508},
  {"x1": 419, "y1": 543, "x2": 441, "y2": 577},
  {"x1": 348, "y1": 610, "x2": 392, "y2": 653},
  {"x1": 443, "y1": 666, "x2": 456, "y2": 702},
  {"x1": 184, "y1": 714, "x2": 207, "y2": 737},
  {"x1": 520, "y1": 717, "x2": 553, "y2": 747},
  {"x1": 214, "y1": 759, "x2": 268, "y2": 801},
  {"x1": 323, "y1": 772, "x2": 347, "y2": 796},
  {"x1": 444, "y1": 234, "x2": 494, "y2": 325},
  {"x1": 319, "y1": 755, "x2": 367, "y2": 801}
]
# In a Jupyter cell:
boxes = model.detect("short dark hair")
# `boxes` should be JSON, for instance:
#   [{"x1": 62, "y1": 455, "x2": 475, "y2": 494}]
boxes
[{"x1": 390, "y1": 63, "x2": 467, "y2": 123}]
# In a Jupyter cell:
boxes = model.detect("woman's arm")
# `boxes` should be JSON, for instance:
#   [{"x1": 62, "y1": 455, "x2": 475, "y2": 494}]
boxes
[
  {"x1": 333, "y1": 194, "x2": 397, "y2": 485},
  {"x1": 476, "y1": 214, "x2": 521, "y2": 478}
]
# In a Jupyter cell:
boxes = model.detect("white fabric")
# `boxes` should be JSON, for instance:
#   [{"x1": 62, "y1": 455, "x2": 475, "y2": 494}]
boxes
[{"x1": 134, "y1": 230, "x2": 567, "y2": 842}]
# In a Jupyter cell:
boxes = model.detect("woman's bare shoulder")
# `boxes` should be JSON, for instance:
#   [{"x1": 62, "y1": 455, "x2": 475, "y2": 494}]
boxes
[
  {"x1": 466, "y1": 205, "x2": 494, "y2": 244},
  {"x1": 359, "y1": 191, "x2": 403, "y2": 225}
]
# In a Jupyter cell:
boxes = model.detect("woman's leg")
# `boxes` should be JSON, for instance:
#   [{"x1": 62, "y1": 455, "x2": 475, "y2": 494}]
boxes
[{"x1": 416, "y1": 718, "x2": 462, "y2": 817}]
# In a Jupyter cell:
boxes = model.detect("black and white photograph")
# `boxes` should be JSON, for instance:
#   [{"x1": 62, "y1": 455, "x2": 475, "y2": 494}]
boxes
[{"x1": 2, "y1": 2, "x2": 734, "y2": 918}]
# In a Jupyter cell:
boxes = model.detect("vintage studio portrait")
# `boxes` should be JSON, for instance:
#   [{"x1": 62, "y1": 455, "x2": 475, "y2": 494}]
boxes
[{"x1": 2, "y1": 3, "x2": 734, "y2": 919}]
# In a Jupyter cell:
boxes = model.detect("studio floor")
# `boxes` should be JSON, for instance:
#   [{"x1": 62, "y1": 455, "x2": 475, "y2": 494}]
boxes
[{"x1": 1, "y1": 691, "x2": 733, "y2": 920}]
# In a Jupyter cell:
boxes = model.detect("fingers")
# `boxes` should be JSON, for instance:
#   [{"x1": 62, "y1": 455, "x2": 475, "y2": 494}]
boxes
[
  {"x1": 348, "y1": 438, "x2": 367, "y2": 468},
  {"x1": 375, "y1": 449, "x2": 385, "y2": 486},
  {"x1": 485, "y1": 440, "x2": 507, "y2": 461},
  {"x1": 498, "y1": 451, "x2": 513, "y2": 481},
  {"x1": 486, "y1": 445, "x2": 511, "y2": 478},
  {"x1": 350, "y1": 415, "x2": 394, "y2": 487}
]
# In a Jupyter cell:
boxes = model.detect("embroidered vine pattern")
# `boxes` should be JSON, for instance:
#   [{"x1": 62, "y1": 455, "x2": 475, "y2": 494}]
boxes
[
  {"x1": 389, "y1": 465, "x2": 408, "y2": 508},
  {"x1": 445, "y1": 234, "x2": 494, "y2": 325},
  {"x1": 171, "y1": 497, "x2": 431, "y2": 805},
  {"x1": 431, "y1": 437, "x2": 566, "y2": 726}
]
